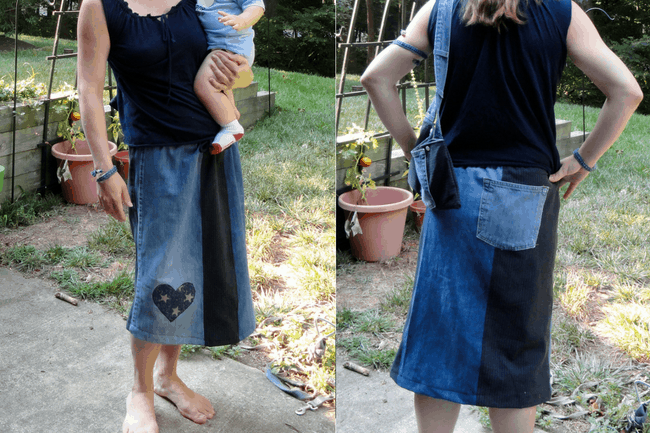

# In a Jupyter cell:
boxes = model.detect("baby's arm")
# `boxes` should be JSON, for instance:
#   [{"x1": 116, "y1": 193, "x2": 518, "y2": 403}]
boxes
[{"x1": 218, "y1": 5, "x2": 264, "y2": 31}]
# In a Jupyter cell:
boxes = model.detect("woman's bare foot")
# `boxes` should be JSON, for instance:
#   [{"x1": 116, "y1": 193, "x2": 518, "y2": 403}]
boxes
[
  {"x1": 123, "y1": 391, "x2": 159, "y2": 433},
  {"x1": 153, "y1": 373, "x2": 215, "y2": 424}
]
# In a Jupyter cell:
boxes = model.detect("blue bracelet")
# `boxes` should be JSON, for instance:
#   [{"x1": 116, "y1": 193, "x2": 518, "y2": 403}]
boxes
[
  {"x1": 572, "y1": 148, "x2": 596, "y2": 172},
  {"x1": 392, "y1": 34, "x2": 428, "y2": 66},
  {"x1": 92, "y1": 166, "x2": 118, "y2": 183}
]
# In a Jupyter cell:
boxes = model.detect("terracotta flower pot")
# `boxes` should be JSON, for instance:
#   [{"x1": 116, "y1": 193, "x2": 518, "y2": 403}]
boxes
[
  {"x1": 51, "y1": 140, "x2": 118, "y2": 204},
  {"x1": 338, "y1": 186, "x2": 414, "y2": 262},
  {"x1": 114, "y1": 150, "x2": 129, "y2": 182},
  {"x1": 409, "y1": 199, "x2": 427, "y2": 233}
]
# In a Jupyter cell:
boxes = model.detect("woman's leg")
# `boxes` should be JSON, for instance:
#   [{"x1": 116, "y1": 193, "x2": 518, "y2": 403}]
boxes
[
  {"x1": 414, "y1": 394, "x2": 461, "y2": 433},
  {"x1": 153, "y1": 344, "x2": 216, "y2": 424},
  {"x1": 489, "y1": 406, "x2": 536, "y2": 433},
  {"x1": 123, "y1": 336, "x2": 162, "y2": 433}
]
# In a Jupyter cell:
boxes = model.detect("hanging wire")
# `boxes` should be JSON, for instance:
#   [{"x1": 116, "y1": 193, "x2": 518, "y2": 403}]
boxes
[
  {"x1": 11, "y1": 0, "x2": 19, "y2": 203},
  {"x1": 585, "y1": 8, "x2": 615, "y2": 20},
  {"x1": 267, "y1": 12, "x2": 271, "y2": 117}
]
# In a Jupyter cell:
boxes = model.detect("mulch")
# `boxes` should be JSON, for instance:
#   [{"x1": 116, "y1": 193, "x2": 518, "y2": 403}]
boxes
[{"x1": 0, "y1": 35, "x2": 38, "y2": 52}]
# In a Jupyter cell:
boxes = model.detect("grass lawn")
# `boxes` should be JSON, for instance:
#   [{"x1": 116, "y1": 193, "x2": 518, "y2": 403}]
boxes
[
  {"x1": 337, "y1": 82, "x2": 650, "y2": 431},
  {"x1": 1, "y1": 35, "x2": 80, "y2": 100},
  {"x1": 1, "y1": 39, "x2": 335, "y2": 398}
]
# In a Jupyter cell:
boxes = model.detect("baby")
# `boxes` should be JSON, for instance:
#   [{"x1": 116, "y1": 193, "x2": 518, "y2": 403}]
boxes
[{"x1": 195, "y1": 0, "x2": 265, "y2": 154}]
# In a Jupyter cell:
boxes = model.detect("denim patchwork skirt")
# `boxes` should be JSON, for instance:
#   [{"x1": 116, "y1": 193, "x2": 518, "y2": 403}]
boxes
[
  {"x1": 391, "y1": 166, "x2": 560, "y2": 408},
  {"x1": 125, "y1": 143, "x2": 256, "y2": 346}
]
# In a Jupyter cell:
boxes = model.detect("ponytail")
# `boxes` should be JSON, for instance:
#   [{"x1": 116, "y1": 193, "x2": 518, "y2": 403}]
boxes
[{"x1": 461, "y1": 0, "x2": 538, "y2": 29}]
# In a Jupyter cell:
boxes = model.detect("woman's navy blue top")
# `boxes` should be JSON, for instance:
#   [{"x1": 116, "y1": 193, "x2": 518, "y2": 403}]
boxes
[
  {"x1": 428, "y1": 0, "x2": 572, "y2": 174},
  {"x1": 103, "y1": 0, "x2": 219, "y2": 147}
]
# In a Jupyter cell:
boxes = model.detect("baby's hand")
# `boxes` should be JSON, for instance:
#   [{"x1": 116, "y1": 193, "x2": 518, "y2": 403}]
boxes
[{"x1": 218, "y1": 11, "x2": 248, "y2": 31}]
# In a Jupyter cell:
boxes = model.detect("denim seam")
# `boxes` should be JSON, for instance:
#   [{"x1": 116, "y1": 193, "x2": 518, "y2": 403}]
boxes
[{"x1": 135, "y1": 152, "x2": 145, "y2": 309}]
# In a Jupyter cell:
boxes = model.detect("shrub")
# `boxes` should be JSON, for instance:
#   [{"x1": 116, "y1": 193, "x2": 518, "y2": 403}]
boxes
[
  {"x1": 558, "y1": 35, "x2": 650, "y2": 115},
  {"x1": 255, "y1": 2, "x2": 335, "y2": 77}
]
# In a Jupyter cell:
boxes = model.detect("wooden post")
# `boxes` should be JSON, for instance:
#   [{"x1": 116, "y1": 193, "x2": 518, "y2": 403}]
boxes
[{"x1": 335, "y1": 0, "x2": 361, "y2": 134}]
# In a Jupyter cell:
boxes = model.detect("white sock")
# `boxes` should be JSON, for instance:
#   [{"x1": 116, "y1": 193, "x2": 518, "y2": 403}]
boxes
[{"x1": 222, "y1": 120, "x2": 244, "y2": 133}]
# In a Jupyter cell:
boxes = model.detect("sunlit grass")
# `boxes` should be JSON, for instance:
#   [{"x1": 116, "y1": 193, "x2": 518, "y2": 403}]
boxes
[
  {"x1": 598, "y1": 303, "x2": 650, "y2": 361},
  {"x1": 238, "y1": 67, "x2": 335, "y2": 395}
]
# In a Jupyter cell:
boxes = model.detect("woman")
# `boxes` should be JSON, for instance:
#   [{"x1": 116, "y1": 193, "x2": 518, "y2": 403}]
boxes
[
  {"x1": 77, "y1": 0, "x2": 257, "y2": 431},
  {"x1": 361, "y1": 0, "x2": 642, "y2": 432}
]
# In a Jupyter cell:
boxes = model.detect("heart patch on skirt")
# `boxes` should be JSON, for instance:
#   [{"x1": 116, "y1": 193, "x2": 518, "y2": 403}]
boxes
[{"x1": 152, "y1": 282, "x2": 196, "y2": 322}]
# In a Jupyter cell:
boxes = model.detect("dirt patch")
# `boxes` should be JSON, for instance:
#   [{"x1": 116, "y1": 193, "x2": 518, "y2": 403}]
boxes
[
  {"x1": 0, "y1": 35, "x2": 38, "y2": 52},
  {"x1": 1, "y1": 203, "x2": 110, "y2": 251},
  {"x1": 337, "y1": 234, "x2": 418, "y2": 311}
]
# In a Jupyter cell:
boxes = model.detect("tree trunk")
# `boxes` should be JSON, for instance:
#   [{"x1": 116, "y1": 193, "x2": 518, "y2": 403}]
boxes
[
  {"x1": 265, "y1": 0, "x2": 277, "y2": 17},
  {"x1": 365, "y1": 0, "x2": 375, "y2": 64}
]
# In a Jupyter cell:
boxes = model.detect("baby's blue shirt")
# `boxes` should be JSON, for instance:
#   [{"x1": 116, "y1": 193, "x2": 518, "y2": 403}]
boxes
[{"x1": 196, "y1": 0, "x2": 265, "y2": 60}]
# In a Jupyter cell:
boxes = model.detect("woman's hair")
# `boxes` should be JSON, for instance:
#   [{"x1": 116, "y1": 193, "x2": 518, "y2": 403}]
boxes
[{"x1": 461, "y1": 0, "x2": 541, "y2": 28}]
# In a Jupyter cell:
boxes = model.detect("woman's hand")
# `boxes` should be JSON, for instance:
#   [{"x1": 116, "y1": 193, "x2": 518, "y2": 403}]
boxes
[
  {"x1": 549, "y1": 155, "x2": 589, "y2": 199},
  {"x1": 207, "y1": 50, "x2": 246, "y2": 91},
  {"x1": 97, "y1": 174, "x2": 132, "y2": 222}
]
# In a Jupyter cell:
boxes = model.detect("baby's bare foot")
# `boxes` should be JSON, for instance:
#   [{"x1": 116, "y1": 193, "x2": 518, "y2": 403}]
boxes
[
  {"x1": 154, "y1": 374, "x2": 215, "y2": 424},
  {"x1": 123, "y1": 391, "x2": 159, "y2": 433}
]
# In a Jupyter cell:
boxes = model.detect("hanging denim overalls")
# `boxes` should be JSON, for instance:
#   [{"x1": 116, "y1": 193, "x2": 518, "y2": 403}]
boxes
[{"x1": 401, "y1": 0, "x2": 461, "y2": 210}]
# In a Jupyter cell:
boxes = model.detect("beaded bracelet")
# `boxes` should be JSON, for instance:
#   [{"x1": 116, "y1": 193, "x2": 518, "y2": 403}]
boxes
[
  {"x1": 91, "y1": 166, "x2": 118, "y2": 183},
  {"x1": 572, "y1": 148, "x2": 597, "y2": 172}
]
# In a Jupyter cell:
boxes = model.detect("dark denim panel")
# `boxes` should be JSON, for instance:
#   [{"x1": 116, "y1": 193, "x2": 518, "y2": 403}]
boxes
[{"x1": 475, "y1": 166, "x2": 560, "y2": 408}]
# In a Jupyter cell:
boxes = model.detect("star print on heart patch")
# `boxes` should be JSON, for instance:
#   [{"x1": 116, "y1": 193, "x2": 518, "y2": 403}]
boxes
[{"x1": 152, "y1": 283, "x2": 196, "y2": 322}]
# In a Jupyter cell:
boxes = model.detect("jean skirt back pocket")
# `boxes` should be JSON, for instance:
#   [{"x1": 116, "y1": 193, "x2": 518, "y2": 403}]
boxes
[{"x1": 476, "y1": 178, "x2": 549, "y2": 251}]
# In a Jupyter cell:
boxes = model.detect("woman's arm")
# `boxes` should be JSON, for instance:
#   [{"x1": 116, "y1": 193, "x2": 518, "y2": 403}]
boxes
[
  {"x1": 549, "y1": 1, "x2": 643, "y2": 198},
  {"x1": 78, "y1": 0, "x2": 131, "y2": 221},
  {"x1": 360, "y1": 1, "x2": 434, "y2": 161}
]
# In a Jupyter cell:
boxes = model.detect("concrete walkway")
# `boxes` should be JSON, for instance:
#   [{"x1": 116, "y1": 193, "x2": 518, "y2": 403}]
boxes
[
  {"x1": 0, "y1": 267, "x2": 334, "y2": 433},
  {"x1": 336, "y1": 355, "x2": 549, "y2": 433}
]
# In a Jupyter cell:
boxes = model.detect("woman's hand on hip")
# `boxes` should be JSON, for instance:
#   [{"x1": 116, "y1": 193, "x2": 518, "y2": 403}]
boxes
[
  {"x1": 549, "y1": 155, "x2": 589, "y2": 200},
  {"x1": 97, "y1": 174, "x2": 132, "y2": 222}
]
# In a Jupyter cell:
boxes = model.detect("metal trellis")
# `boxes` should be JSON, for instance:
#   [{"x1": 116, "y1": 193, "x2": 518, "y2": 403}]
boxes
[{"x1": 335, "y1": 0, "x2": 433, "y2": 193}]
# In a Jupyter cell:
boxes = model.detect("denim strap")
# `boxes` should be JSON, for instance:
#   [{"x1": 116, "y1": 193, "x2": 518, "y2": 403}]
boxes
[{"x1": 424, "y1": 0, "x2": 453, "y2": 141}]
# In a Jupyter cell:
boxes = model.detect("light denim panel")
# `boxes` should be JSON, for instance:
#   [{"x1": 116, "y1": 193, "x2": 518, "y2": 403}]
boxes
[{"x1": 476, "y1": 178, "x2": 549, "y2": 251}]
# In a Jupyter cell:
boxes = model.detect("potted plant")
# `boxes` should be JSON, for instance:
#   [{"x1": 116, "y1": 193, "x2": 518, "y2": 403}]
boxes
[
  {"x1": 338, "y1": 125, "x2": 413, "y2": 262},
  {"x1": 108, "y1": 113, "x2": 129, "y2": 181},
  {"x1": 409, "y1": 196, "x2": 426, "y2": 232},
  {"x1": 50, "y1": 97, "x2": 117, "y2": 204}
]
